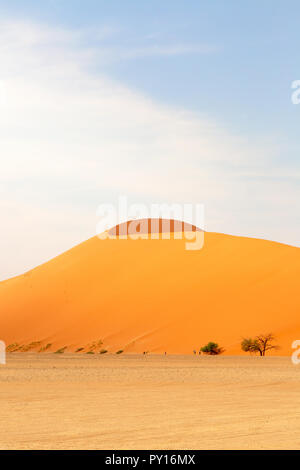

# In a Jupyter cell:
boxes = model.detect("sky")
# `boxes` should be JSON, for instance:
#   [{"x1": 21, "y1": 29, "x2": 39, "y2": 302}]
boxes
[{"x1": 0, "y1": 0, "x2": 299, "y2": 279}]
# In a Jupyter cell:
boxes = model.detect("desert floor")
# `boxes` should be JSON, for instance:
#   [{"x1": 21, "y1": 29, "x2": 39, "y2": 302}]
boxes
[{"x1": 1, "y1": 354, "x2": 300, "y2": 450}]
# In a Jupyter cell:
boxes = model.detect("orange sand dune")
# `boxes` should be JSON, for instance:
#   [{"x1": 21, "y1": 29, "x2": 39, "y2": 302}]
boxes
[{"x1": 0, "y1": 221, "x2": 299, "y2": 355}]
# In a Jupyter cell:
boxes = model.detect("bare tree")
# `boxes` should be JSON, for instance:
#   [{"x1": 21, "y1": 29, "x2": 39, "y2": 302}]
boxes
[{"x1": 241, "y1": 333, "x2": 279, "y2": 356}]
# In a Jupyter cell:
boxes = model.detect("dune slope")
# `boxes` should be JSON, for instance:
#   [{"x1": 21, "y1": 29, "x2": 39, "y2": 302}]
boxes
[{"x1": 0, "y1": 225, "x2": 299, "y2": 354}]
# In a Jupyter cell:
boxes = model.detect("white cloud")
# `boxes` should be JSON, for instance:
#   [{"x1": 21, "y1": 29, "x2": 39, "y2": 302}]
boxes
[{"x1": 0, "y1": 20, "x2": 299, "y2": 279}]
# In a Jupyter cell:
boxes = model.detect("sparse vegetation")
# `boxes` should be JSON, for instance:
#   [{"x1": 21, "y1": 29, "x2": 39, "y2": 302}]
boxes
[
  {"x1": 200, "y1": 342, "x2": 224, "y2": 355},
  {"x1": 241, "y1": 334, "x2": 279, "y2": 356},
  {"x1": 39, "y1": 343, "x2": 52, "y2": 352},
  {"x1": 88, "y1": 339, "x2": 104, "y2": 352},
  {"x1": 54, "y1": 346, "x2": 67, "y2": 354},
  {"x1": 6, "y1": 343, "x2": 20, "y2": 352},
  {"x1": 21, "y1": 341, "x2": 42, "y2": 352},
  {"x1": 4, "y1": 333, "x2": 280, "y2": 360}
]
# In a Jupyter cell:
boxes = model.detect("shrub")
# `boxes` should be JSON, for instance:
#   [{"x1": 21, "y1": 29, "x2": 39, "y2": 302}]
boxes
[
  {"x1": 99, "y1": 349, "x2": 108, "y2": 354},
  {"x1": 116, "y1": 350, "x2": 123, "y2": 354},
  {"x1": 200, "y1": 342, "x2": 224, "y2": 355},
  {"x1": 54, "y1": 346, "x2": 67, "y2": 354},
  {"x1": 21, "y1": 341, "x2": 42, "y2": 352},
  {"x1": 6, "y1": 343, "x2": 20, "y2": 352},
  {"x1": 39, "y1": 343, "x2": 52, "y2": 352}
]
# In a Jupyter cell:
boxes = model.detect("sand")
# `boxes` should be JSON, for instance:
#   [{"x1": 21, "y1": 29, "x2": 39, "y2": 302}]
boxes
[
  {"x1": 1, "y1": 353, "x2": 300, "y2": 450},
  {"x1": 0, "y1": 229, "x2": 299, "y2": 355}
]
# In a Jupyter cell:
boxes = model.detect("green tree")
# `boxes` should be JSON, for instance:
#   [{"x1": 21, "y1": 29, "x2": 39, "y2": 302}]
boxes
[
  {"x1": 200, "y1": 342, "x2": 224, "y2": 355},
  {"x1": 241, "y1": 334, "x2": 279, "y2": 356}
]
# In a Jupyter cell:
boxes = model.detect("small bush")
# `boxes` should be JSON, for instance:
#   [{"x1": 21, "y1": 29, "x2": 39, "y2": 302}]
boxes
[
  {"x1": 99, "y1": 349, "x2": 108, "y2": 354},
  {"x1": 39, "y1": 343, "x2": 52, "y2": 352},
  {"x1": 54, "y1": 346, "x2": 67, "y2": 354},
  {"x1": 86, "y1": 351, "x2": 95, "y2": 354},
  {"x1": 75, "y1": 347, "x2": 84, "y2": 353},
  {"x1": 200, "y1": 342, "x2": 224, "y2": 355},
  {"x1": 6, "y1": 343, "x2": 20, "y2": 352},
  {"x1": 21, "y1": 341, "x2": 42, "y2": 352},
  {"x1": 116, "y1": 350, "x2": 123, "y2": 354}
]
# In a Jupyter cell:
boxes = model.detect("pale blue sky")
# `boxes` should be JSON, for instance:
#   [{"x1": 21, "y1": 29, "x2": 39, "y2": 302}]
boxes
[
  {"x1": 0, "y1": 1, "x2": 299, "y2": 278},
  {"x1": 2, "y1": 0, "x2": 300, "y2": 139}
]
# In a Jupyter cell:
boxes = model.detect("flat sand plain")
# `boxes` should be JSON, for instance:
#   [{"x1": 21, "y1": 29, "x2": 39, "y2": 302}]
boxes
[{"x1": 1, "y1": 354, "x2": 300, "y2": 450}]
